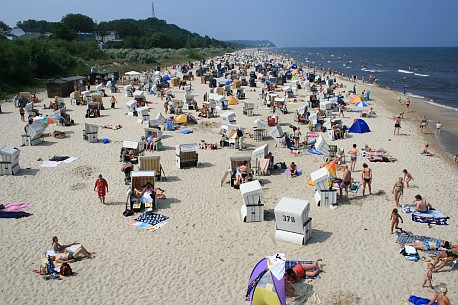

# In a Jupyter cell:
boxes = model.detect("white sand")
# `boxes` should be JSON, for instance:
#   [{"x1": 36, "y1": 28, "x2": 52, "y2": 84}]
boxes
[{"x1": 0, "y1": 52, "x2": 457, "y2": 305}]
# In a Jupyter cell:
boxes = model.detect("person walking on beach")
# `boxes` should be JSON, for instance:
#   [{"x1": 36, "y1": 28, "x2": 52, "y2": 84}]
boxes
[
  {"x1": 393, "y1": 115, "x2": 401, "y2": 135},
  {"x1": 403, "y1": 169, "x2": 414, "y2": 187},
  {"x1": 422, "y1": 263, "x2": 434, "y2": 290},
  {"x1": 392, "y1": 177, "x2": 404, "y2": 208},
  {"x1": 94, "y1": 174, "x2": 108, "y2": 204},
  {"x1": 361, "y1": 163, "x2": 372, "y2": 196},
  {"x1": 390, "y1": 208, "x2": 404, "y2": 234},
  {"x1": 405, "y1": 97, "x2": 411, "y2": 112},
  {"x1": 110, "y1": 96, "x2": 117, "y2": 109},
  {"x1": 19, "y1": 105, "x2": 25, "y2": 121},
  {"x1": 435, "y1": 121, "x2": 442, "y2": 134},
  {"x1": 420, "y1": 116, "x2": 428, "y2": 133},
  {"x1": 348, "y1": 144, "x2": 358, "y2": 172}
]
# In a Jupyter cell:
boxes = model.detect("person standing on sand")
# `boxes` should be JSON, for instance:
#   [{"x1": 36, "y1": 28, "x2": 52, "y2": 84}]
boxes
[
  {"x1": 393, "y1": 115, "x2": 401, "y2": 135},
  {"x1": 392, "y1": 177, "x2": 404, "y2": 208},
  {"x1": 390, "y1": 208, "x2": 403, "y2": 234},
  {"x1": 340, "y1": 165, "x2": 351, "y2": 199},
  {"x1": 405, "y1": 97, "x2": 411, "y2": 112},
  {"x1": 110, "y1": 96, "x2": 117, "y2": 109},
  {"x1": 19, "y1": 105, "x2": 25, "y2": 121},
  {"x1": 361, "y1": 163, "x2": 372, "y2": 196},
  {"x1": 348, "y1": 144, "x2": 358, "y2": 172},
  {"x1": 420, "y1": 116, "x2": 428, "y2": 133},
  {"x1": 435, "y1": 122, "x2": 441, "y2": 134},
  {"x1": 94, "y1": 174, "x2": 108, "y2": 204}
]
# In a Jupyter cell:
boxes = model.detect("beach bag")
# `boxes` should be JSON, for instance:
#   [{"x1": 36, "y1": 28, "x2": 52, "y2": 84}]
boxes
[
  {"x1": 60, "y1": 263, "x2": 73, "y2": 276},
  {"x1": 123, "y1": 209, "x2": 134, "y2": 217}
]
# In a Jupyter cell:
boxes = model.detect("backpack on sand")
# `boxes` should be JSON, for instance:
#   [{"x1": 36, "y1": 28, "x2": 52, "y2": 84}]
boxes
[{"x1": 60, "y1": 263, "x2": 73, "y2": 276}]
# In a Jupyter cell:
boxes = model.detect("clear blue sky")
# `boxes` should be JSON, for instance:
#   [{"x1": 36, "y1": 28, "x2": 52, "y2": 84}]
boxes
[{"x1": 2, "y1": 0, "x2": 458, "y2": 47}]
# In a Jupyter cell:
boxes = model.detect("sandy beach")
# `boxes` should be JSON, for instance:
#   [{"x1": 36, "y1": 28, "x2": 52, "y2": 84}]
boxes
[{"x1": 0, "y1": 50, "x2": 457, "y2": 305}]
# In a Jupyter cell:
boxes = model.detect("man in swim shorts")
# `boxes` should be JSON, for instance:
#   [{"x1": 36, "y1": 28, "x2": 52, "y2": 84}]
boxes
[
  {"x1": 420, "y1": 116, "x2": 428, "y2": 133},
  {"x1": 340, "y1": 165, "x2": 352, "y2": 199}
]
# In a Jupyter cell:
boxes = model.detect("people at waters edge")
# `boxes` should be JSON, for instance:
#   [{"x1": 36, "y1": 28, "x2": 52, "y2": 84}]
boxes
[
  {"x1": 361, "y1": 163, "x2": 372, "y2": 196},
  {"x1": 348, "y1": 144, "x2": 358, "y2": 172},
  {"x1": 420, "y1": 116, "x2": 428, "y2": 133},
  {"x1": 94, "y1": 174, "x2": 108, "y2": 204},
  {"x1": 405, "y1": 97, "x2": 411, "y2": 112},
  {"x1": 403, "y1": 169, "x2": 414, "y2": 187},
  {"x1": 392, "y1": 177, "x2": 404, "y2": 208},
  {"x1": 436, "y1": 121, "x2": 442, "y2": 133},
  {"x1": 421, "y1": 144, "x2": 434, "y2": 156},
  {"x1": 390, "y1": 208, "x2": 404, "y2": 234},
  {"x1": 394, "y1": 115, "x2": 401, "y2": 135}
]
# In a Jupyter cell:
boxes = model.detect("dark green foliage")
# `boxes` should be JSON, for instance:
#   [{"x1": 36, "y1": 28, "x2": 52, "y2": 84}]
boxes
[
  {"x1": 61, "y1": 14, "x2": 96, "y2": 33},
  {"x1": 0, "y1": 20, "x2": 11, "y2": 31},
  {"x1": 16, "y1": 19, "x2": 54, "y2": 33},
  {"x1": 51, "y1": 23, "x2": 77, "y2": 41}
]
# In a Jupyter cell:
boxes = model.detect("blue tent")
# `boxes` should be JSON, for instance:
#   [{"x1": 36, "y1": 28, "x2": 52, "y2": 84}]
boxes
[{"x1": 349, "y1": 119, "x2": 370, "y2": 133}]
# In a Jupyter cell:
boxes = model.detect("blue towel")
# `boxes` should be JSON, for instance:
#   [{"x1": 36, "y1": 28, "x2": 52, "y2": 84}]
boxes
[
  {"x1": 180, "y1": 129, "x2": 193, "y2": 134},
  {"x1": 307, "y1": 148, "x2": 323, "y2": 155},
  {"x1": 408, "y1": 295, "x2": 437, "y2": 305}
]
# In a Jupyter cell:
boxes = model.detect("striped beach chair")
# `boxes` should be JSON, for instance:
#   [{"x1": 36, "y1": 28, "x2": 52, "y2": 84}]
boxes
[{"x1": 138, "y1": 156, "x2": 164, "y2": 181}]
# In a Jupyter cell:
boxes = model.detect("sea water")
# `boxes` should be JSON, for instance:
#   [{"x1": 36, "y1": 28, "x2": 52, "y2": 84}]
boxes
[{"x1": 273, "y1": 47, "x2": 458, "y2": 156}]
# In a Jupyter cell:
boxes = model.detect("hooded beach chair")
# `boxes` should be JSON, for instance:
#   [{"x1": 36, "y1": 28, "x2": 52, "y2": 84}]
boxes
[
  {"x1": 127, "y1": 171, "x2": 157, "y2": 212},
  {"x1": 176, "y1": 143, "x2": 198, "y2": 169},
  {"x1": 138, "y1": 156, "x2": 165, "y2": 181}
]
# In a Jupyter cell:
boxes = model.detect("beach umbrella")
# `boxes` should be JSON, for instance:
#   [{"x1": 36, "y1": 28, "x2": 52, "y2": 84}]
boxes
[
  {"x1": 349, "y1": 95, "x2": 363, "y2": 104},
  {"x1": 125, "y1": 71, "x2": 141, "y2": 76},
  {"x1": 38, "y1": 117, "x2": 57, "y2": 125},
  {"x1": 355, "y1": 101, "x2": 369, "y2": 108}
]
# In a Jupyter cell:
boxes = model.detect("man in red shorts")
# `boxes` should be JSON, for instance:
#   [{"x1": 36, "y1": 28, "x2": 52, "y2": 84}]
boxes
[{"x1": 94, "y1": 174, "x2": 108, "y2": 204}]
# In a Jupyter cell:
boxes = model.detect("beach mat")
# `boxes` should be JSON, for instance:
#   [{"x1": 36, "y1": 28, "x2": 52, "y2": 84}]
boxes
[
  {"x1": 285, "y1": 260, "x2": 320, "y2": 279},
  {"x1": 395, "y1": 233, "x2": 441, "y2": 256},
  {"x1": 408, "y1": 295, "x2": 437, "y2": 305},
  {"x1": 1, "y1": 203, "x2": 30, "y2": 212},
  {"x1": 411, "y1": 213, "x2": 449, "y2": 226},
  {"x1": 128, "y1": 213, "x2": 169, "y2": 232},
  {"x1": 0, "y1": 211, "x2": 32, "y2": 218}
]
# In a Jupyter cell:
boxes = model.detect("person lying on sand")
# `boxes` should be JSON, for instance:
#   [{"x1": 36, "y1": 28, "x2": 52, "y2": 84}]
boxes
[
  {"x1": 285, "y1": 259, "x2": 324, "y2": 284},
  {"x1": 405, "y1": 240, "x2": 451, "y2": 252},
  {"x1": 101, "y1": 124, "x2": 122, "y2": 130},
  {"x1": 54, "y1": 246, "x2": 94, "y2": 263}
]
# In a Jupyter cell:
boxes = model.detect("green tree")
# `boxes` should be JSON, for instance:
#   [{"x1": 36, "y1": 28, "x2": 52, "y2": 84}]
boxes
[
  {"x1": 0, "y1": 20, "x2": 11, "y2": 31},
  {"x1": 62, "y1": 14, "x2": 95, "y2": 33},
  {"x1": 50, "y1": 23, "x2": 77, "y2": 41}
]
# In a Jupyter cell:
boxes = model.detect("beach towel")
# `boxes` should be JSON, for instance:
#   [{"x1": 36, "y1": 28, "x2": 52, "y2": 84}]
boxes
[
  {"x1": 1, "y1": 203, "x2": 30, "y2": 212},
  {"x1": 306, "y1": 132, "x2": 319, "y2": 138},
  {"x1": 412, "y1": 211, "x2": 449, "y2": 226},
  {"x1": 40, "y1": 157, "x2": 78, "y2": 168},
  {"x1": 0, "y1": 211, "x2": 32, "y2": 218},
  {"x1": 348, "y1": 181, "x2": 362, "y2": 193},
  {"x1": 307, "y1": 148, "x2": 323, "y2": 155},
  {"x1": 408, "y1": 295, "x2": 437, "y2": 305},
  {"x1": 45, "y1": 244, "x2": 81, "y2": 258},
  {"x1": 178, "y1": 129, "x2": 193, "y2": 134},
  {"x1": 258, "y1": 159, "x2": 270, "y2": 175},
  {"x1": 285, "y1": 261, "x2": 320, "y2": 279},
  {"x1": 128, "y1": 213, "x2": 169, "y2": 232},
  {"x1": 395, "y1": 233, "x2": 442, "y2": 256}
]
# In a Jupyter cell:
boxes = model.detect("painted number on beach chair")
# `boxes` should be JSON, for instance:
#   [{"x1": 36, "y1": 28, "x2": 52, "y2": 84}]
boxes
[{"x1": 282, "y1": 215, "x2": 295, "y2": 222}]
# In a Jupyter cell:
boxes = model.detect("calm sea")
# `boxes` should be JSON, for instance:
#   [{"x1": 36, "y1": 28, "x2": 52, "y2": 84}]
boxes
[
  {"x1": 273, "y1": 47, "x2": 458, "y2": 112},
  {"x1": 270, "y1": 47, "x2": 458, "y2": 156}
]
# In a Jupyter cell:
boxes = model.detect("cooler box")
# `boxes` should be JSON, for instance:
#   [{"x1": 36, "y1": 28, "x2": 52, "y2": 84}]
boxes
[
  {"x1": 240, "y1": 180, "x2": 262, "y2": 206},
  {"x1": 241, "y1": 204, "x2": 264, "y2": 222},
  {"x1": 310, "y1": 167, "x2": 330, "y2": 192},
  {"x1": 0, "y1": 146, "x2": 21, "y2": 175},
  {"x1": 274, "y1": 197, "x2": 310, "y2": 234}
]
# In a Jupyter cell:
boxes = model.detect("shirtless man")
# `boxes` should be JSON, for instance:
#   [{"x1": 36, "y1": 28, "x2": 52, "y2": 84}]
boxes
[
  {"x1": 238, "y1": 161, "x2": 249, "y2": 183},
  {"x1": 348, "y1": 144, "x2": 358, "y2": 172},
  {"x1": 421, "y1": 144, "x2": 434, "y2": 156},
  {"x1": 405, "y1": 97, "x2": 411, "y2": 112},
  {"x1": 413, "y1": 194, "x2": 433, "y2": 213},
  {"x1": 340, "y1": 165, "x2": 352, "y2": 199},
  {"x1": 393, "y1": 115, "x2": 401, "y2": 135},
  {"x1": 420, "y1": 116, "x2": 428, "y2": 133}
]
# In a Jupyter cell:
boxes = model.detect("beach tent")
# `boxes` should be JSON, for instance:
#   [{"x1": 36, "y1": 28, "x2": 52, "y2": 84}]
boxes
[
  {"x1": 228, "y1": 96, "x2": 239, "y2": 105},
  {"x1": 174, "y1": 114, "x2": 197, "y2": 125},
  {"x1": 349, "y1": 95, "x2": 362, "y2": 104},
  {"x1": 349, "y1": 119, "x2": 370, "y2": 133},
  {"x1": 245, "y1": 254, "x2": 286, "y2": 305}
]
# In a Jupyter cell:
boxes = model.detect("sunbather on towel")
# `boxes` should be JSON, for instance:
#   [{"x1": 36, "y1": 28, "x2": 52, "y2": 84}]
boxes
[
  {"x1": 364, "y1": 144, "x2": 387, "y2": 154},
  {"x1": 54, "y1": 245, "x2": 94, "y2": 263},
  {"x1": 405, "y1": 240, "x2": 451, "y2": 252},
  {"x1": 285, "y1": 259, "x2": 324, "y2": 283},
  {"x1": 432, "y1": 246, "x2": 458, "y2": 272},
  {"x1": 368, "y1": 155, "x2": 397, "y2": 162}
]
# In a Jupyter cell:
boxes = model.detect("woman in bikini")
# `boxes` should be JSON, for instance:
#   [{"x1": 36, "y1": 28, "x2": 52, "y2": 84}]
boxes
[
  {"x1": 403, "y1": 169, "x2": 414, "y2": 187},
  {"x1": 392, "y1": 177, "x2": 404, "y2": 208},
  {"x1": 361, "y1": 163, "x2": 372, "y2": 196},
  {"x1": 406, "y1": 240, "x2": 450, "y2": 252}
]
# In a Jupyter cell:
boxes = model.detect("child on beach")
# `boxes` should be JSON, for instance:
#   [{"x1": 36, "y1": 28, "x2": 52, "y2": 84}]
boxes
[
  {"x1": 435, "y1": 122, "x2": 441, "y2": 133},
  {"x1": 402, "y1": 169, "x2": 414, "y2": 187},
  {"x1": 421, "y1": 263, "x2": 434, "y2": 290},
  {"x1": 390, "y1": 208, "x2": 404, "y2": 234}
]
